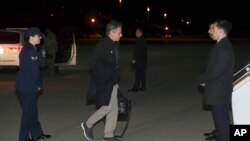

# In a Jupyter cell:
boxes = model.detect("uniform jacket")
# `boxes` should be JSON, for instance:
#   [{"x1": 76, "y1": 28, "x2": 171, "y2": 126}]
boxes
[
  {"x1": 16, "y1": 42, "x2": 42, "y2": 92},
  {"x1": 87, "y1": 36, "x2": 120, "y2": 107},
  {"x1": 202, "y1": 37, "x2": 235, "y2": 105},
  {"x1": 132, "y1": 36, "x2": 147, "y2": 69}
]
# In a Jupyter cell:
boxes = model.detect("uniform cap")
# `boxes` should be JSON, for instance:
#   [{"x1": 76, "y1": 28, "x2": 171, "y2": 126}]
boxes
[{"x1": 24, "y1": 27, "x2": 45, "y2": 39}]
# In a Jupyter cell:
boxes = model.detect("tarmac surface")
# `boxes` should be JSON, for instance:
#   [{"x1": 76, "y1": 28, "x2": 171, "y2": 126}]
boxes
[{"x1": 1, "y1": 40, "x2": 250, "y2": 141}]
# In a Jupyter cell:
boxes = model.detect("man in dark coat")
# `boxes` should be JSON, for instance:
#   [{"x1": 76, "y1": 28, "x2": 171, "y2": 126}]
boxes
[
  {"x1": 199, "y1": 21, "x2": 218, "y2": 140},
  {"x1": 81, "y1": 21, "x2": 122, "y2": 141},
  {"x1": 199, "y1": 20, "x2": 234, "y2": 141},
  {"x1": 128, "y1": 28, "x2": 147, "y2": 92},
  {"x1": 16, "y1": 27, "x2": 51, "y2": 141}
]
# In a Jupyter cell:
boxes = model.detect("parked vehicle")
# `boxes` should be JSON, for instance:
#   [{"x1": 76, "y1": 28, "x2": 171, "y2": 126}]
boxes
[{"x1": 0, "y1": 28, "x2": 76, "y2": 68}]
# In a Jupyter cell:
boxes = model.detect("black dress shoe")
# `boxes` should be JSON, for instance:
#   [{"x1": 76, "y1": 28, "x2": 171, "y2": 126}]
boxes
[
  {"x1": 204, "y1": 129, "x2": 216, "y2": 136},
  {"x1": 127, "y1": 89, "x2": 139, "y2": 92},
  {"x1": 40, "y1": 134, "x2": 51, "y2": 139},
  {"x1": 205, "y1": 131, "x2": 216, "y2": 140},
  {"x1": 139, "y1": 88, "x2": 146, "y2": 91},
  {"x1": 29, "y1": 134, "x2": 51, "y2": 141},
  {"x1": 29, "y1": 136, "x2": 42, "y2": 141}
]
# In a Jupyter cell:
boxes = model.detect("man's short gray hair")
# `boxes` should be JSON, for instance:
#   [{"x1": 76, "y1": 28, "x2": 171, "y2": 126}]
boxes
[{"x1": 105, "y1": 20, "x2": 122, "y2": 36}]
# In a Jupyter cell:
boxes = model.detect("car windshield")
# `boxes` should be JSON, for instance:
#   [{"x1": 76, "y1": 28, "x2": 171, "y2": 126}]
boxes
[{"x1": 0, "y1": 31, "x2": 20, "y2": 44}]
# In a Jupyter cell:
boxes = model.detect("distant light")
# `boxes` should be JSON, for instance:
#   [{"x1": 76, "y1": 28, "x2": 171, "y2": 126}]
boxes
[
  {"x1": 91, "y1": 18, "x2": 95, "y2": 23},
  {"x1": 165, "y1": 34, "x2": 172, "y2": 38},
  {"x1": 50, "y1": 13, "x2": 54, "y2": 17},
  {"x1": 147, "y1": 7, "x2": 150, "y2": 12},
  {"x1": 186, "y1": 21, "x2": 190, "y2": 25},
  {"x1": 164, "y1": 13, "x2": 167, "y2": 17},
  {"x1": 119, "y1": 0, "x2": 122, "y2": 3},
  {"x1": 165, "y1": 26, "x2": 169, "y2": 30}
]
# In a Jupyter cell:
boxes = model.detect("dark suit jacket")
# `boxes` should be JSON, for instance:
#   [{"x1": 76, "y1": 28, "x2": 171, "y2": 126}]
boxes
[
  {"x1": 87, "y1": 36, "x2": 120, "y2": 107},
  {"x1": 15, "y1": 42, "x2": 42, "y2": 92},
  {"x1": 201, "y1": 37, "x2": 235, "y2": 105},
  {"x1": 132, "y1": 37, "x2": 147, "y2": 69}
]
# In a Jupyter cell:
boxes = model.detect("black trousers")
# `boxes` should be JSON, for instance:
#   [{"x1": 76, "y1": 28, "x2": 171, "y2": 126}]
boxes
[
  {"x1": 212, "y1": 105, "x2": 230, "y2": 141},
  {"x1": 132, "y1": 68, "x2": 146, "y2": 90},
  {"x1": 18, "y1": 90, "x2": 43, "y2": 141}
]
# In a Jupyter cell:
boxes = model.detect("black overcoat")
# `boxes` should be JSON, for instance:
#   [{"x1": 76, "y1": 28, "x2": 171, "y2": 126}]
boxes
[
  {"x1": 132, "y1": 37, "x2": 147, "y2": 69},
  {"x1": 87, "y1": 36, "x2": 120, "y2": 107},
  {"x1": 202, "y1": 37, "x2": 235, "y2": 105}
]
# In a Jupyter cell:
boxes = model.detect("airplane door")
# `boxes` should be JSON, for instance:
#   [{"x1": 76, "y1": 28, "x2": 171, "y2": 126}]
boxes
[{"x1": 55, "y1": 32, "x2": 76, "y2": 66}]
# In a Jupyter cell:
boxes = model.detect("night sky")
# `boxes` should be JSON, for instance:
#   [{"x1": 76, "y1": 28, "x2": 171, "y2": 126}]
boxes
[{"x1": 0, "y1": 0, "x2": 249, "y2": 37}]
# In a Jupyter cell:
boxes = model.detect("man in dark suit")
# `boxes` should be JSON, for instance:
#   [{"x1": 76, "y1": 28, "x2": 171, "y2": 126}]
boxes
[
  {"x1": 199, "y1": 20, "x2": 234, "y2": 141},
  {"x1": 128, "y1": 28, "x2": 147, "y2": 92},
  {"x1": 200, "y1": 21, "x2": 218, "y2": 140},
  {"x1": 81, "y1": 21, "x2": 122, "y2": 141},
  {"x1": 16, "y1": 27, "x2": 51, "y2": 141}
]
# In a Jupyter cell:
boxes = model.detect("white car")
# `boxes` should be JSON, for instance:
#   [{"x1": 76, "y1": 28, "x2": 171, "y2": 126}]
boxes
[
  {"x1": 0, "y1": 28, "x2": 76, "y2": 68},
  {"x1": 0, "y1": 28, "x2": 26, "y2": 66}
]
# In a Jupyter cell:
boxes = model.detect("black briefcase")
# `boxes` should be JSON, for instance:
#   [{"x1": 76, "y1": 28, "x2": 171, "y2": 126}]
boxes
[{"x1": 115, "y1": 89, "x2": 132, "y2": 138}]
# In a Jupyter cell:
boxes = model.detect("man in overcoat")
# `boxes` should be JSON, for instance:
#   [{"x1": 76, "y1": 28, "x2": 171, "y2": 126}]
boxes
[
  {"x1": 128, "y1": 28, "x2": 147, "y2": 92},
  {"x1": 199, "y1": 20, "x2": 235, "y2": 141},
  {"x1": 81, "y1": 21, "x2": 122, "y2": 141}
]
